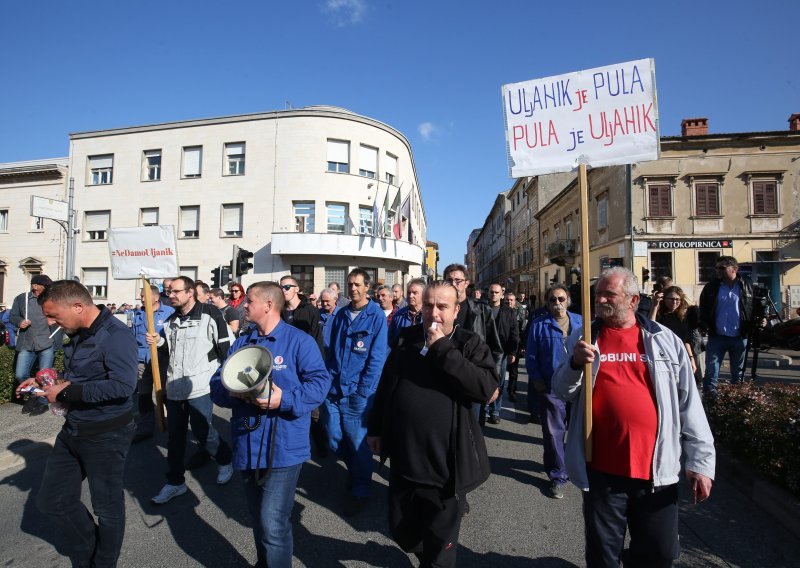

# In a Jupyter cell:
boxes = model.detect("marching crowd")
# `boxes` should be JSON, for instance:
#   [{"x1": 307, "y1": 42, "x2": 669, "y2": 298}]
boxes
[{"x1": 3, "y1": 256, "x2": 759, "y2": 567}]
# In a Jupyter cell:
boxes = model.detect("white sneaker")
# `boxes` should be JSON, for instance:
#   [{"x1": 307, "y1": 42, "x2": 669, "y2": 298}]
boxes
[
  {"x1": 151, "y1": 483, "x2": 187, "y2": 504},
  {"x1": 217, "y1": 463, "x2": 234, "y2": 485}
]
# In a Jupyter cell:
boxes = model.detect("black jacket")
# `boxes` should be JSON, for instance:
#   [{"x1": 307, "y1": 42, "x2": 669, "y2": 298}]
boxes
[
  {"x1": 698, "y1": 276, "x2": 754, "y2": 337},
  {"x1": 368, "y1": 324, "x2": 499, "y2": 496},
  {"x1": 282, "y1": 296, "x2": 324, "y2": 354},
  {"x1": 459, "y1": 298, "x2": 503, "y2": 362},
  {"x1": 493, "y1": 305, "x2": 520, "y2": 355}
]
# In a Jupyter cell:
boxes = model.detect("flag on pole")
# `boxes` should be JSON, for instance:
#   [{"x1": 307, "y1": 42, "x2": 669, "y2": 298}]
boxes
[{"x1": 397, "y1": 193, "x2": 411, "y2": 240}]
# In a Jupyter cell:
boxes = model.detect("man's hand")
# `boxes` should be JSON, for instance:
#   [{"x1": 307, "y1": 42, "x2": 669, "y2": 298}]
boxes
[
  {"x1": 686, "y1": 470, "x2": 712, "y2": 503},
  {"x1": 573, "y1": 340, "x2": 595, "y2": 366},
  {"x1": 19, "y1": 319, "x2": 32, "y2": 330},
  {"x1": 427, "y1": 322, "x2": 445, "y2": 346},
  {"x1": 15, "y1": 378, "x2": 37, "y2": 399},
  {"x1": 145, "y1": 332, "x2": 160, "y2": 346},
  {"x1": 509, "y1": 355, "x2": 516, "y2": 365},
  {"x1": 488, "y1": 388, "x2": 500, "y2": 404},
  {"x1": 42, "y1": 381, "x2": 70, "y2": 403},
  {"x1": 367, "y1": 436, "x2": 381, "y2": 455},
  {"x1": 252, "y1": 382, "x2": 283, "y2": 410}
]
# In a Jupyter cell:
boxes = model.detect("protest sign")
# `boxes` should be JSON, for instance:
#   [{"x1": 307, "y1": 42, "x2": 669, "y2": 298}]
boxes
[
  {"x1": 108, "y1": 226, "x2": 178, "y2": 279},
  {"x1": 502, "y1": 58, "x2": 659, "y2": 177}
]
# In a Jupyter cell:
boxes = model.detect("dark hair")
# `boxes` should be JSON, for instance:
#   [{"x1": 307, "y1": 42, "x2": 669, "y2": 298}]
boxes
[
  {"x1": 195, "y1": 282, "x2": 210, "y2": 295},
  {"x1": 348, "y1": 268, "x2": 371, "y2": 287},
  {"x1": 210, "y1": 288, "x2": 226, "y2": 299},
  {"x1": 38, "y1": 280, "x2": 93, "y2": 306},
  {"x1": 173, "y1": 276, "x2": 197, "y2": 299},
  {"x1": 247, "y1": 281, "x2": 285, "y2": 312},
  {"x1": 717, "y1": 255, "x2": 738, "y2": 269},
  {"x1": 443, "y1": 263, "x2": 468, "y2": 279}
]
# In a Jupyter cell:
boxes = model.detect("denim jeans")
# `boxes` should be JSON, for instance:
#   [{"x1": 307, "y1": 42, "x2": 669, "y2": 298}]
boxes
[
  {"x1": 487, "y1": 354, "x2": 508, "y2": 419},
  {"x1": 703, "y1": 335, "x2": 747, "y2": 393},
  {"x1": 15, "y1": 346, "x2": 55, "y2": 381},
  {"x1": 165, "y1": 394, "x2": 232, "y2": 485},
  {"x1": 323, "y1": 394, "x2": 374, "y2": 497},
  {"x1": 539, "y1": 391, "x2": 569, "y2": 485},
  {"x1": 242, "y1": 464, "x2": 302, "y2": 568},
  {"x1": 37, "y1": 421, "x2": 135, "y2": 568}
]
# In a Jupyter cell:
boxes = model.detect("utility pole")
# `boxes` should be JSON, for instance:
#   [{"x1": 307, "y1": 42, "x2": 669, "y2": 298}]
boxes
[{"x1": 65, "y1": 177, "x2": 77, "y2": 280}]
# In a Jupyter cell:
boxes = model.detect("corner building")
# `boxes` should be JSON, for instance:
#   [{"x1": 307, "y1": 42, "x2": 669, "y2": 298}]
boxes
[{"x1": 70, "y1": 106, "x2": 427, "y2": 301}]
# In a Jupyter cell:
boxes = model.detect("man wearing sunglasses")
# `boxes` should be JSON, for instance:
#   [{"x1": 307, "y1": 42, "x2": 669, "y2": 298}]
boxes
[
  {"x1": 279, "y1": 276, "x2": 323, "y2": 355},
  {"x1": 526, "y1": 284, "x2": 581, "y2": 499}
]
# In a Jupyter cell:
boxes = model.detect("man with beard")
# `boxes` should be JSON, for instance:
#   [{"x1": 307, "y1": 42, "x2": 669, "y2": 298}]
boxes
[
  {"x1": 367, "y1": 281, "x2": 497, "y2": 566},
  {"x1": 553, "y1": 267, "x2": 715, "y2": 567}
]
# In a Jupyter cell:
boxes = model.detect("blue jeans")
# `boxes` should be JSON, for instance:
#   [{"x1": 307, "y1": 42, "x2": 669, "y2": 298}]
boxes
[
  {"x1": 539, "y1": 391, "x2": 568, "y2": 485},
  {"x1": 487, "y1": 354, "x2": 508, "y2": 419},
  {"x1": 15, "y1": 346, "x2": 55, "y2": 381},
  {"x1": 242, "y1": 464, "x2": 302, "y2": 568},
  {"x1": 703, "y1": 335, "x2": 747, "y2": 393},
  {"x1": 165, "y1": 394, "x2": 232, "y2": 485},
  {"x1": 37, "y1": 421, "x2": 135, "y2": 568},
  {"x1": 323, "y1": 394, "x2": 374, "y2": 497}
]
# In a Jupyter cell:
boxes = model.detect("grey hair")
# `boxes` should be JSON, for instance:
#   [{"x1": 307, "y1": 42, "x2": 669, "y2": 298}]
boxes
[
  {"x1": 598, "y1": 267, "x2": 640, "y2": 297},
  {"x1": 319, "y1": 287, "x2": 336, "y2": 299}
]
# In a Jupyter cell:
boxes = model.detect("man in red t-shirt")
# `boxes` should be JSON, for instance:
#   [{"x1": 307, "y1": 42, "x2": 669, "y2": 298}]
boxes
[{"x1": 557, "y1": 267, "x2": 715, "y2": 568}]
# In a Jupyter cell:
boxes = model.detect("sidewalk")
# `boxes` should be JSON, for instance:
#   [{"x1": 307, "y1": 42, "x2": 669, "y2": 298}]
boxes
[{"x1": 0, "y1": 398, "x2": 62, "y2": 472}]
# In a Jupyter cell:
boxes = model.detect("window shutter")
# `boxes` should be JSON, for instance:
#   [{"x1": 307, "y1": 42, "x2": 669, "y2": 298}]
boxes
[
  {"x1": 181, "y1": 207, "x2": 199, "y2": 231},
  {"x1": 183, "y1": 147, "x2": 202, "y2": 176},
  {"x1": 225, "y1": 143, "x2": 245, "y2": 156},
  {"x1": 222, "y1": 204, "x2": 243, "y2": 233},
  {"x1": 385, "y1": 153, "x2": 398, "y2": 178},
  {"x1": 82, "y1": 268, "x2": 107, "y2": 286},
  {"x1": 90, "y1": 155, "x2": 113, "y2": 169},
  {"x1": 85, "y1": 211, "x2": 110, "y2": 231},
  {"x1": 327, "y1": 140, "x2": 349, "y2": 163},
  {"x1": 141, "y1": 208, "x2": 158, "y2": 225},
  {"x1": 359, "y1": 145, "x2": 378, "y2": 172},
  {"x1": 708, "y1": 185, "x2": 719, "y2": 215}
]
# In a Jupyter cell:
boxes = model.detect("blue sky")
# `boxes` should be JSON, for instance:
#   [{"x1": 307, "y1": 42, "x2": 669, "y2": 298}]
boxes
[{"x1": 2, "y1": 0, "x2": 799, "y2": 269}]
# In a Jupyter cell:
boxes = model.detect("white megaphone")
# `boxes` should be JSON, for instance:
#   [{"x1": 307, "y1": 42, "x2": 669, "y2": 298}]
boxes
[{"x1": 220, "y1": 345, "x2": 274, "y2": 398}]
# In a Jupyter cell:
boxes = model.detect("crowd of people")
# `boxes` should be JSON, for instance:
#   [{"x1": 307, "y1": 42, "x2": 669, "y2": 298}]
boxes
[{"x1": 5, "y1": 257, "x2": 763, "y2": 567}]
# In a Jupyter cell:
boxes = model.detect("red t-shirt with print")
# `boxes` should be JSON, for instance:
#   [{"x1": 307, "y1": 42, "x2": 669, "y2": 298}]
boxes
[{"x1": 590, "y1": 323, "x2": 657, "y2": 480}]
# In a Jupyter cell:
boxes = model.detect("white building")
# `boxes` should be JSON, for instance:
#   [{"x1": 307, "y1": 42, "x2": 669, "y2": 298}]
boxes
[
  {"x1": 0, "y1": 159, "x2": 69, "y2": 307},
  {"x1": 68, "y1": 106, "x2": 427, "y2": 302}
]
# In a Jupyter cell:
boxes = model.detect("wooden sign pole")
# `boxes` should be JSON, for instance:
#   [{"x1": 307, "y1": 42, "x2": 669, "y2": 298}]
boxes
[
  {"x1": 578, "y1": 164, "x2": 593, "y2": 462},
  {"x1": 142, "y1": 276, "x2": 167, "y2": 432}
]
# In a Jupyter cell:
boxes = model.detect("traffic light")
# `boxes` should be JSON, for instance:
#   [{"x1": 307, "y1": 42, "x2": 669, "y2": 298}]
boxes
[
  {"x1": 220, "y1": 266, "x2": 231, "y2": 287},
  {"x1": 642, "y1": 267, "x2": 650, "y2": 284},
  {"x1": 236, "y1": 248, "x2": 254, "y2": 276},
  {"x1": 211, "y1": 266, "x2": 221, "y2": 288}
]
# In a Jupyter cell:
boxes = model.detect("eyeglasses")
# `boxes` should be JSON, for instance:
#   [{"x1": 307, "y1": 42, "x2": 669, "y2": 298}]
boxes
[
  {"x1": 169, "y1": 288, "x2": 187, "y2": 295},
  {"x1": 445, "y1": 278, "x2": 466, "y2": 286},
  {"x1": 549, "y1": 296, "x2": 568, "y2": 303},
  {"x1": 280, "y1": 284, "x2": 297, "y2": 291}
]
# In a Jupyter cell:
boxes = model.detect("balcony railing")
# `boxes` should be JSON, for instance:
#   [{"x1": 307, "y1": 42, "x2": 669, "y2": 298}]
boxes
[
  {"x1": 271, "y1": 231, "x2": 424, "y2": 265},
  {"x1": 546, "y1": 239, "x2": 578, "y2": 266}
]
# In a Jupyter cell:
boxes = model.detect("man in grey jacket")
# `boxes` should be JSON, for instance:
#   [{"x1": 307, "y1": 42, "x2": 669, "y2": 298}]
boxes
[{"x1": 553, "y1": 267, "x2": 715, "y2": 568}]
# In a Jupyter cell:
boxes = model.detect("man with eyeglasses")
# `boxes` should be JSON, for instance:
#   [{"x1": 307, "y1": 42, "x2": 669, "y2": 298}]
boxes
[
  {"x1": 698, "y1": 255, "x2": 754, "y2": 397},
  {"x1": 146, "y1": 276, "x2": 235, "y2": 504},
  {"x1": 279, "y1": 276, "x2": 323, "y2": 354},
  {"x1": 526, "y1": 284, "x2": 581, "y2": 499}
]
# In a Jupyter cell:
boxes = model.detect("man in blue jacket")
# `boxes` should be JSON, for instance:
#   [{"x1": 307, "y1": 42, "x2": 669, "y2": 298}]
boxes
[
  {"x1": 387, "y1": 278, "x2": 425, "y2": 348},
  {"x1": 17, "y1": 280, "x2": 138, "y2": 568},
  {"x1": 324, "y1": 268, "x2": 389, "y2": 516},
  {"x1": 526, "y1": 284, "x2": 582, "y2": 499},
  {"x1": 210, "y1": 281, "x2": 331, "y2": 568}
]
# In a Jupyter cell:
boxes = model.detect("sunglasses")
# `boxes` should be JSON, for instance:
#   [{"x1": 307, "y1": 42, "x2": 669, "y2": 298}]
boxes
[
  {"x1": 280, "y1": 284, "x2": 297, "y2": 291},
  {"x1": 549, "y1": 296, "x2": 568, "y2": 303}
]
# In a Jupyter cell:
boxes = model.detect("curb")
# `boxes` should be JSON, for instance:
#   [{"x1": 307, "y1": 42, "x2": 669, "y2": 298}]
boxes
[
  {"x1": 0, "y1": 436, "x2": 55, "y2": 473},
  {"x1": 717, "y1": 449, "x2": 800, "y2": 540}
]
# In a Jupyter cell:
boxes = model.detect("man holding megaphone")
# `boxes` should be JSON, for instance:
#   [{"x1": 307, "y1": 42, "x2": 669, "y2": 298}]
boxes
[{"x1": 210, "y1": 281, "x2": 332, "y2": 568}]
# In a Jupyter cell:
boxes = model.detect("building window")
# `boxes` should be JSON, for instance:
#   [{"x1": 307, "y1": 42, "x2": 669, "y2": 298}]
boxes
[
  {"x1": 597, "y1": 194, "x2": 608, "y2": 229},
  {"x1": 385, "y1": 153, "x2": 398, "y2": 185},
  {"x1": 0, "y1": 209, "x2": 8, "y2": 231},
  {"x1": 139, "y1": 208, "x2": 158, "y2": 227},
  {"x1": 82, "y1": 268, "x2": 108, "y2": 299},
  {"x1": 384, "y1": 271, "x2": 396, "y2": 286},
  {"x1": 293, "y1": 202, "x2": 315, "y2": 233},
  {"x1": 179, "y1": 266, "x2": 197, "y2": 282},
  {"x1": 565, "y1": 217, "x2": 573, "y2": 240},
  {"x1": 221, "y1": 203, "x2": 243, "y2": 237},
  {"x1": 182, "y1": 146, "x2": 202, "y2": 178},
  {"x1": 327, "y1": 203, "x2": 347, "y2": 234},
  {"x1": 31, "y1": 216, "x2": 44, "y2": 231},
  {"x1": 143, "y1": 150, "x2": 161, "y2": 181},
  {"x1": 648, "y1": 184, "x2": 672, "y2": 217},
  {"x1": 326, "y1": 139, "x2": 350, "y2": 173},
  {"x1": 225, "y1": 142, "x2": 245, "y2": 176},
  {"x1": 360, "y1": 267, "x2": 377, "y2": 287},
  {"x1": 180, "y1": 206, "x2": 200, "y2": 238},
  {"x1": 291, "y1": 265, "x2": 315, "y2": 296},
  {"x1": 698, "y1": 251, "x2": 721, "y2": 284},
  {"x1": 358, "y1": 206, "x2": 373, "y2": 235},
  {"x1": 359, "y1": 145, "x2": 378, "y2": 179},
  {"x1": 695, "y1": 182, "x2": 720, "y2": 216},
  {"x1": 542, "y1": 230, "x2": 549, "y2": 254},
  {"x1": 325, "y1": 267, "x2": 346, "y2": 290},
  {"x1": 554, "y1": 223, "x2": 561, "y2": 241},
  {"x1": 650, "y1": 252, "x2": 672, "y2": 281},
  {"x1": 752, "y1": 180, "x2": 778, "y2": 215},
  {"x1": 84, "y1": 210, "x2": 110, "y2": 241},
  {"x1": 88, "y1": 154, "x2": 114, "y2": 185}
]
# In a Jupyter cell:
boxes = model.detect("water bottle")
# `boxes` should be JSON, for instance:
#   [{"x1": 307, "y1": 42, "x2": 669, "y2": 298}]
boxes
[{"x1": 35, "y1": 368, "x2": 68, "y2": 416}]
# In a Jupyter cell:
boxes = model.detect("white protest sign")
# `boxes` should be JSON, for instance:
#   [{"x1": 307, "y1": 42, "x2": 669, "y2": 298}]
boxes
[
  {"x1": 502, "y1": 58, "x2": 659, "y2": 177},
  {"x1": 108, "y1": 226, "x2": 179, "y2": 279}
]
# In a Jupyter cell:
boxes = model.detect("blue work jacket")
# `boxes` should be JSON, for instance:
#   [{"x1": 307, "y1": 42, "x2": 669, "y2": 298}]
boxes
[
  {"x1": 320, "y1": 307, "x2": 340, "y2": 356},
  {"x1": 131, "y1": 304, "x2": 174, "y2": 363},
  {"x1": 387, "y1": 305, "x2": 423, "y2": 348},
  {"x1": 526, "y1": 311, "x2": 583, "y2": 389},
  {"x1": 210, "y1": 320, "x2": 332, "y2": 470},
  {"x1": 325, "y1": 299, "x2": 389, "y2": 399}
]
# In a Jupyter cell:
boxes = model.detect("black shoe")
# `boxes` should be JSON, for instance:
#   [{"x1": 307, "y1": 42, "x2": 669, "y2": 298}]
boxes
[
  {"x1": 460, "y1": 498, "x2": 470, "y2": 517},
  {"x1": 548, "y1": 482, "x2": 565, "y2": 499},
  {"x1": 21, "y1": 397, "x2": 40, "y2": 414},
  {"x1": 508, "y1": 392, "x2": 517, "y2": 402},
  {"x1": 28, "y1": 402, "x2": 50, "y2": 417},
  {"x1": 488, "y1": 415, "x2": 500, "y2": 425},
  {"x1": 186, "y1": 450, "x2": 212, "y2": 470},
  {"x1": 343, "y1": 496, "x2": 369, "y2": 517},
  {"x1": 528, "y1": 414, "x2": 540, "y2": 425}
]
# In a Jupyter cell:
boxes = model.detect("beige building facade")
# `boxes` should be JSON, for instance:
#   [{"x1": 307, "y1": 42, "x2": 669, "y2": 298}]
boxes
[{"x1": 68, "y1": 106, "x2": 427, "y2": 302}]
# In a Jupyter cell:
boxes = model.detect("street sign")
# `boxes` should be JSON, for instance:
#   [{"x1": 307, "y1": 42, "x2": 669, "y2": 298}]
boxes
[
  {"x1": 108, "y1": 226, "x2": 179, "y2": 279},
  {"x1": 502, "y1": 58, "x2": 659, "y2": 177},
  {"x1": 30, "y1": 195, "x2": 69, "y2": 222}
]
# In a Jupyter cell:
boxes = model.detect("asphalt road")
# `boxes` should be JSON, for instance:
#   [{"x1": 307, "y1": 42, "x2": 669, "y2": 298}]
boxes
[{"x1": 1, "y1": 364, "x2": 799, "y2": 567}]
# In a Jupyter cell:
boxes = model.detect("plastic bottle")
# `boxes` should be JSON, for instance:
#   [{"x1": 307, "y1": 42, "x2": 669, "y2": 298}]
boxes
[{"x1": 35, "y1": 368, "x2": 68, "y2": 416}]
